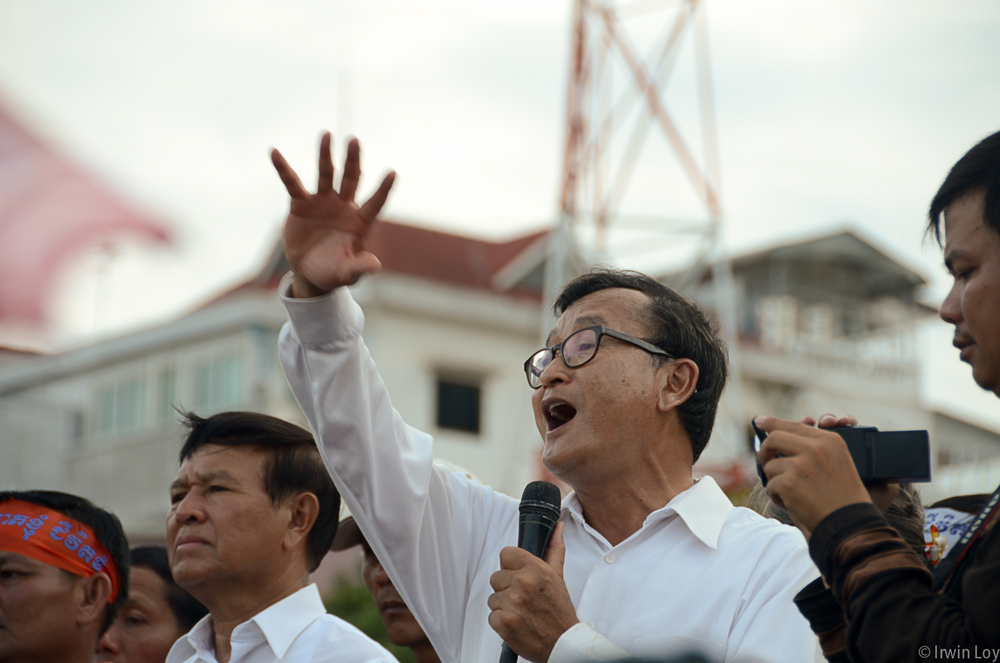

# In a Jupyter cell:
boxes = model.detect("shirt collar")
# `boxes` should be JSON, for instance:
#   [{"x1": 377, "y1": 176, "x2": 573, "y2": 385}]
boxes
[
  {"x1": 171, "y1": 613, "x2": 214, "y2": 661},
  {"x1": 169, "y1": 584, "x2": 326, "y2": 661},
  {"x1": 562, "y1": 475, "x2": 733, "y2": 550},
  {"x1": 660, "y1": 476, "x2": 732, "y2": 550},
  {"x1": 245, "y1": 584, "x2": 327, "y2": 658}
]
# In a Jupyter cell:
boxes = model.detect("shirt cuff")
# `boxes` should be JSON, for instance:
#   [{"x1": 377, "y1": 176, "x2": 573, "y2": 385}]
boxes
[
  {"x1": 278, "y1": 272, "x2": 364, "y2": 348},
  {"x1": 548, "y1": 623, "x2": 629, "y2": 663},
  {"x1": 794, "y1": 577, "x2": 843, "y2": 633}
]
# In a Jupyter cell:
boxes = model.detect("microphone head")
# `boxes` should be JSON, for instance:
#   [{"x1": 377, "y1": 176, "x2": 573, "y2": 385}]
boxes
[
  {"x1": 519, "y1": 480, "x2": 561, "y2": 517},
  {"x1": 516, "y1": 481, "x2": 561, "y2": 555}
]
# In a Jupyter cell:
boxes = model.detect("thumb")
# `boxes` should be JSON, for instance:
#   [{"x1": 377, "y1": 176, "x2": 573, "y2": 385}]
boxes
[
  {"x1": 346, "y1": 252, "x2": 383, "y2": 282},
  {"x1": 544, "y1": 520, "x2": 566, "y2": 577}
]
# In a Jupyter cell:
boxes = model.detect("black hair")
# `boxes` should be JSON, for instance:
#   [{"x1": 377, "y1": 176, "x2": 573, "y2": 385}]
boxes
[
  {"x1": 178, "y1": 411, "x2": 339, "y2": 572},
  {"x1": 130, "y1": 546, "x2": 208, "y2": 633},
  {"x1": 554, "y1": 268, "x2": 729, "y2": 463},
  {"x1": 0, "y1": 490, "x2": 130, "y2": 634},
  {"x1": 928, "y1": 130, "x2": 1000, "y2": 244}
]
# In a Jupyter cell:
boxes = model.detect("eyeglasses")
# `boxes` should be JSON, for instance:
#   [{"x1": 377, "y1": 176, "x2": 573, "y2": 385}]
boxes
[{"x1": 523, "y1": 325, "x2": 674, "y2": 389}]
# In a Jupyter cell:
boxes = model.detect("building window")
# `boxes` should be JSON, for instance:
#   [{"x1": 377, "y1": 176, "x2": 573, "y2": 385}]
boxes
[
  {"x1": 436, "y1": 377, "x2": 481, "y2": 434},
  {"x1": 157, "y1": 368, "x2": 177, "y2": 421},
  {"x1": 91, "y1": 377, "x2": 145, "y2": 436},
  {"x1": 192, "y1": 354, "x2": 242, "y2": 411}
]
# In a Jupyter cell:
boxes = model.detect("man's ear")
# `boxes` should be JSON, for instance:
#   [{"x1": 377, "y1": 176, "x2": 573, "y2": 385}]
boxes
[
  {"x1": 283, "y1": 492, "x2": 320, "y2": 552},
  {"x1": 75, "y1": 573, "x2": 112, "y2": 629},
  {"x1": 657, "y1": 358, "x2": 699, "y2": 413}
]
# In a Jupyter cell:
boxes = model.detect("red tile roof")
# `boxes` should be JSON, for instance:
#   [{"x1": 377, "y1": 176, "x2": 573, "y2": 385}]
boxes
[
  {"x1": 368, "y1": 220, "x2": 546, "y2": 292},
  {"x1": 221, "y1": 219, "x2": 549, "y2": 303}
]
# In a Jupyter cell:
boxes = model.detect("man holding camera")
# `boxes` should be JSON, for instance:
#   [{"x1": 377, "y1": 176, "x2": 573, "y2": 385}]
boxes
[{"x1": 756, "y1": 130, "x2": 1000, "y2": 661}]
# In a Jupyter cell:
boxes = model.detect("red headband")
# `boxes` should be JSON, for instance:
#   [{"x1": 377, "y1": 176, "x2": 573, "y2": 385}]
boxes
[{"x1": 0, "y1": 499, "x2": 121, "y2": 603}]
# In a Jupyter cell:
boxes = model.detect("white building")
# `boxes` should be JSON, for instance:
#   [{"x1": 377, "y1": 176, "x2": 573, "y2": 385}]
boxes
[{"x1": 685, "y1": 226, "x2": 1000, "y2": 502}]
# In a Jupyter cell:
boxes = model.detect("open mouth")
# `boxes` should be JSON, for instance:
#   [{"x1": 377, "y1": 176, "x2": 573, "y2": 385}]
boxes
[{"x1": 543, "y1": 401, "x2": 577, "y2": 431}]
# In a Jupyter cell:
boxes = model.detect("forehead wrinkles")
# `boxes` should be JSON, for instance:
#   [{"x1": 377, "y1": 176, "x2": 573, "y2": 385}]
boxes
[
  {"x1": 546, "y1": 314, "x2": 607, "y2": 345},
  {"x1": 551, "y1": 289, "x2": 654, "y2": 342},
  {"x1": 173, "y1": 446, "x2": 267, "y2": 489}
]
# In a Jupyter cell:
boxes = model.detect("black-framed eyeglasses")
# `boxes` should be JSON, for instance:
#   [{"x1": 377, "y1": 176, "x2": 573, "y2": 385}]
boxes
[{"x1": 523, "y1": 325, "x2": 674, "y2": 389}]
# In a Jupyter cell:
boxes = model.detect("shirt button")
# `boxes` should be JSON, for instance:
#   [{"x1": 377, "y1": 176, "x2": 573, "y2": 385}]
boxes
[{"x1": 604, "y1": 553, "x2": 616, "y2": 564}]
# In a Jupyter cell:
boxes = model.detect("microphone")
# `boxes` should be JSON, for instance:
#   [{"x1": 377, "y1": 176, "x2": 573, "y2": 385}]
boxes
[{"x1": 498, "y1": 481, "x2": 562, "y2": 663}]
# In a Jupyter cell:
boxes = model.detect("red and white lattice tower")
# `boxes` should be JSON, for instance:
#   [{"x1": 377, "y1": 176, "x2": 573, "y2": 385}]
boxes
[{"x1": 545, "y1": 0, "x2": 745, "y2": 464}]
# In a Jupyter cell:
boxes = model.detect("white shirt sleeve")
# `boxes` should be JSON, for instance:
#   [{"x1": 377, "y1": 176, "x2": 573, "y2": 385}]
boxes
[
  {"x1": 278, "y1": 277, "x2": 517, "y2": 663},
  {"x1": 548, "y1": 623, "x2": 631, "y2": 663},
  {"x1": 723, "y1": 531, "x2": 820, "y2": 663}
]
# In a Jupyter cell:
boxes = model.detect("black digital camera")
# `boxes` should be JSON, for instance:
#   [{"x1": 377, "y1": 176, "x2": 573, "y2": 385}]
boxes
[{"x1": 752, "y1": 420, "x2": 932, "y2": 487}]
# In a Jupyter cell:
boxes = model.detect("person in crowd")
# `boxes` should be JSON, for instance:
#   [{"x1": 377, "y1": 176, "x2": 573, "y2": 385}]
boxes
[
  {"x1": 755, "y1": 129, "x2": 1000, "y2": 661},
  {"x1": 331, "y1": 514, "x2": 441, "y2": 663},
  {"x1": 924, "y1": 493, "x2": 991, "y2": 564},
  {"x1": 164, "y1": 411, "x2": 396, "y2": 663},
  {"x1": 0, "y1": 489, "x2": 129, "y2": 663},
  {"x1": 96, "y1": 546, "x2": 208, "y2": 663},
  {"x1": 270, "y1": 133, "x2": 820, "y2": 663}
]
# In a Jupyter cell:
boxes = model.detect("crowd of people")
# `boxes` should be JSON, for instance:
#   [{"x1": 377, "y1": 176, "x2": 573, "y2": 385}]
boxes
[{"x1": 1, "y1": 128, "x2": 999, "y2": 663}]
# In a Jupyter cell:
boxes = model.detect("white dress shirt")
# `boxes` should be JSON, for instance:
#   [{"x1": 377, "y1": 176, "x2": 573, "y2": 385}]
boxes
[
  {"x1": 165, "y1": 584, "x2": 396, "y2": 663},
  {"x1": 279, "y1": 278, "x2": 821, "y2": 663}
]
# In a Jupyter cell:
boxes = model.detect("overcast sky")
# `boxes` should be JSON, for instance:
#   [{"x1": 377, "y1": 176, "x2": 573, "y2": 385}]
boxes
[{"x1": 2, "y1": 0, "x2": 1000, "y2": 424}]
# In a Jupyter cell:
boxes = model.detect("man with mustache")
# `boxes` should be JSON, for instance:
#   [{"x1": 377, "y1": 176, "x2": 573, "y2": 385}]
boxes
[
  {"x1": 163, "y1": 411, "x2": 395, "y2": 663},
  {"x1": 272, "y1": 133, "x2": 820, "y2": 663}
]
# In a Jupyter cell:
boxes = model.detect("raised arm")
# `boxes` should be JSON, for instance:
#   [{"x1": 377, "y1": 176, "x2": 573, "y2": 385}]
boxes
[{"x1": 271, "y1": 133, "x2": 395, "y2": 298}]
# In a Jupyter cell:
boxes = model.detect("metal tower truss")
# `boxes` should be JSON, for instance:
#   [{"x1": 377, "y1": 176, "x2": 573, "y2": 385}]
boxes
[
  {"x1": 547, "y1": 0, "x2": 746, "y2": 465},
  {"x1": 551, "y1": 0, "x2": 723, "y2": 293}
]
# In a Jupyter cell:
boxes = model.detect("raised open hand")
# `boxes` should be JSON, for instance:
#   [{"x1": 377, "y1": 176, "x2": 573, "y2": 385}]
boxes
[{"x1": 271, "y1": 133, "x2": 395, "y2": 297}]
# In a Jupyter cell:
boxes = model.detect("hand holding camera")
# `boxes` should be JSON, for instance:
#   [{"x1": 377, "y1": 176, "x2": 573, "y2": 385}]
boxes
[
  {"x1": 753, "y1": 415, "x2": 930, "y2": 539},
  {"x1": 754, "y1": 416, "x2": 874, "y2": 539}
]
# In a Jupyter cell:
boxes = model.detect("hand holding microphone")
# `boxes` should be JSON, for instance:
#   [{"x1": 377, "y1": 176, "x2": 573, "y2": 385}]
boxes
[{"x1": 489, "y1": 481, "x2": 579, "y2": 663}]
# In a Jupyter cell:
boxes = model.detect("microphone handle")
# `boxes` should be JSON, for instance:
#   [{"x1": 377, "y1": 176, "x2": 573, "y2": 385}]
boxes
[
  {"x1": 517, "y1": 511, "x2": 558, "y2": 557},
  {"x1": 498, "y1": 482, "x2": 561, "y2": 663},
  {"x1": 499, "y1": 642, "x2": 519, "y2": 663}
]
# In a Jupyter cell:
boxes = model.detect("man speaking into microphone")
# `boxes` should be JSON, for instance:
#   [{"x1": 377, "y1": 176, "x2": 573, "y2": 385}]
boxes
[{"x1": 271, "y1": 134, "x2": 819, "y2": 663}]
